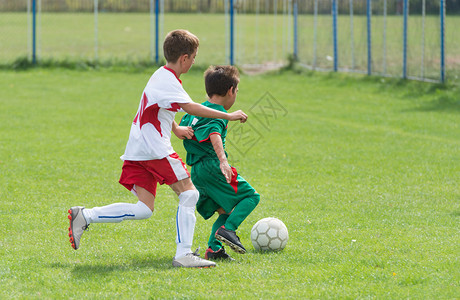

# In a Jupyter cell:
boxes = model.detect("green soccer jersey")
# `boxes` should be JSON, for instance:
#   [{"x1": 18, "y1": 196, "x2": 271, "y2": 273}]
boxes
[{"x1": 179, "y1": 101, "x2": 228, "y2": 166}]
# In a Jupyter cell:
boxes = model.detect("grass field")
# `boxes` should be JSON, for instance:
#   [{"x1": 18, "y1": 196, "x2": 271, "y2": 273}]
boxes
[
  {"x1": 0, "y1": 65, "x2": 459, "y2": 298},
  {"x1": 1, "y1": 12, "x2": 459, "y2": 83}
]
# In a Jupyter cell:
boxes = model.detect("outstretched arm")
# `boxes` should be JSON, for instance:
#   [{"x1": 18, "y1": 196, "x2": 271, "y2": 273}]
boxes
[
  {"x1": 179, "y1": 102, "x2": 247, "y2": 123},
  {"x1": 210, "y1": 134, "x2": 232, "y2": 183}
]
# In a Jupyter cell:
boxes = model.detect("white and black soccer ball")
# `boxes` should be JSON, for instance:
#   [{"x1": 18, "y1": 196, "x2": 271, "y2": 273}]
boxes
[{"x1": 251, "y1": 217, "x2": 288, "y2": 251}]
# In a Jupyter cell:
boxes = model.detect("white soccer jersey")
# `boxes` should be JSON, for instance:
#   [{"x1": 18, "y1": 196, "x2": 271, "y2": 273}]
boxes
[{"x1": 120, "y1": 67, "x2": 193, "y2": 161}]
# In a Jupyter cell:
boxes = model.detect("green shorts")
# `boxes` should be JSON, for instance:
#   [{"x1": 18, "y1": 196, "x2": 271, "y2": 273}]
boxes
[{"x1": 191, "y1": 159, "x2": 258, "y2": 220}]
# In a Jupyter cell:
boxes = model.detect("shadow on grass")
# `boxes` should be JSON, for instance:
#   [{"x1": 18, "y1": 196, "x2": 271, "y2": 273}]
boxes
[
  {"x1": 372, "y1": 78, "x2": 460, "y2": 113},
  {"x1": 451, "y1": 211, "x2": 460, "y2": 217},
  {"x1": 50, "y1": 255, "x2": 174, "y2": 278},
  {"x1": 411, "y1": 95, "x2": 460, "y2": 113}
]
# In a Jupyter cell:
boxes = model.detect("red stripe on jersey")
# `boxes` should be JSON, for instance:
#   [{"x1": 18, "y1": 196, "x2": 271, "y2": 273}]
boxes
[
  {"x1": 230, "y1": 166, "x2": 238, "y2": 193},
  {"x1": 133, "y1": 92, "x2": 149, "y2": 124},
  {"x1": 140, "y1": 103, "x2": 162, "y2": 137},
  {"x1": 199, "y1": 132, "x2": 221, "y2": 143},
  {"x1": 167, "y1": 103, "x2": 182, "y2": 112}
]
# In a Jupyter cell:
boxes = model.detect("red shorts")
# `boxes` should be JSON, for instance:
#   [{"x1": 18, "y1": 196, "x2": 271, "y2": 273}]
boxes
[{"x1": 119, "y1": 153, "x2": 190, "y2": 197}]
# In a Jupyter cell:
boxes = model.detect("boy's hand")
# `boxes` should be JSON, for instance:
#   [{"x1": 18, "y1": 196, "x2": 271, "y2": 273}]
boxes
[
  {"x1": 220, "y1": 161, "x2": 233, "y2": 184},
  {"x1": 228, "y1": 110, "x2": 248, "y2": 123},
  {"x1": 173, "y1": 126, "x2": 194, "y2": 140}
]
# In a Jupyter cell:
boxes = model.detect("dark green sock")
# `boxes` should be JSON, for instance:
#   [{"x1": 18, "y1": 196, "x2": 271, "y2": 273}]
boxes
[
  {"x1": 209, "y1": 214, "x2": 228, "y2": 251},
  {"x1": 225, "y1": 194, "x2": 260, "y2": 231}
]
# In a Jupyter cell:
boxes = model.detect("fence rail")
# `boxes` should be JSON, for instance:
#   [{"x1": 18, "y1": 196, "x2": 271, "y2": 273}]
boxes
[{"x1": 2, "y1": 0, "x2": 459, "y2": 14}]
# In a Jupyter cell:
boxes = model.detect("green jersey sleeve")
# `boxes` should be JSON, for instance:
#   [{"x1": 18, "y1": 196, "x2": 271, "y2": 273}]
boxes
[{"x1": 193, "y1": 118, "x2": 227, "y2": 142}]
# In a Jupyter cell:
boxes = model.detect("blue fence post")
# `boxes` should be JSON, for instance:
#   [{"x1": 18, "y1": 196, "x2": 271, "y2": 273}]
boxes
[
  {"x1": 149, "y1": 0, "x2": 153, "y2": 62},
  {"x1": 403, "y1": 0, "x2": 408, "y2": 79},
  {"x1": 155, "y1": 0, "x2": 159, "y2": 64},
  {"x1": 94, "y1": 0, "x2": 98, "y2": 61},
  {"x1": 229, "y1": 0, "x2": 234, "y2": 65},
  {"x1": 367, "y1": 0, "x2": 372, "y2": 75},
  {"x1": 293, "y1": 0, "x2": 298, "y2": 60},
  {"x1": 332, "y1": 0, "x2": 338, "y2": 71},
  {"x1": 440, "y1": 0, "x2": 445, "y2": 83},
  {"x1": 32, "y1": 0, "x2": 37, "y2": 64}
]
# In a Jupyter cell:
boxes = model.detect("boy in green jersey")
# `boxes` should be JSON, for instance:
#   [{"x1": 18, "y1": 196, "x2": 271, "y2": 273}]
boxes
[{"x1": 179, "y1": 65, "x2": 260, "y2": 261}]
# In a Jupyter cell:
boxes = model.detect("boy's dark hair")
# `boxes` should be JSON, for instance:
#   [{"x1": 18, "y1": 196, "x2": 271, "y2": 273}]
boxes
[
  {"x1": 204, "y1": 65, "x2": 240, "y2": 98},
  {"x1": 163, "y1": 29, "x2": 199, "y2": 63}
]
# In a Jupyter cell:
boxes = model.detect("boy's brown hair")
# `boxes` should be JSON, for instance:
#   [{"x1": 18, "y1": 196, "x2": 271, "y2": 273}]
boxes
[
  {"x1": 204, "y1": 65, "x2": 240, "y2": 98},
  {"x1": 163, "y1": 29, "x2": 199, "y2": 63}
]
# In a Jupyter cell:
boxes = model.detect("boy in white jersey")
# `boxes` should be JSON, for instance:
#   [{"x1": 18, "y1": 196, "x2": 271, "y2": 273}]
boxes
[{"x1": 67, "y1": 29, "x2": 248, "y2": 268}]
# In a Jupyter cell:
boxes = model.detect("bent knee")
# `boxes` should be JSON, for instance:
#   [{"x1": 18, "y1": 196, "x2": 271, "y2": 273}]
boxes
[
  {"x1": 140, "y1": 209, "x2": 153, "y2": 220},
  {"x1": 136, "y1": 201, "x2": 153, "y2": 219},
  {"x1": 179, "y1": 189, "x2": 200, "y2": 208},
  {"x1": 251, "y1": 193, "x2": 261, "y2": 206}
]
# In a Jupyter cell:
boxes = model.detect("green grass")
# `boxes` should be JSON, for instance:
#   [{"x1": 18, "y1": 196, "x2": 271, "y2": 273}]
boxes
[
  {"x1": 0, "y1": 12, "x2": 459, "y2": 82},
  {"x1": 0, "y1": 67, "x2": 459, "y2": 298}
]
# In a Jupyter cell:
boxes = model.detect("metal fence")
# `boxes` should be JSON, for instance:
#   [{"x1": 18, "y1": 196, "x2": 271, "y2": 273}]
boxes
[
  {"x1": 0, "y1": 0, "x2": 458, "y2": 83},
  {"x1": 294, "y1": 0, "x2": 451, "y2": 82}
]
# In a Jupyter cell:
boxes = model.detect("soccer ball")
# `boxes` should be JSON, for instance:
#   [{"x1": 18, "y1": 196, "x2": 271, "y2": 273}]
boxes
[{"x1": 251, "y1": 217, "x2": 288, "y2": 251}]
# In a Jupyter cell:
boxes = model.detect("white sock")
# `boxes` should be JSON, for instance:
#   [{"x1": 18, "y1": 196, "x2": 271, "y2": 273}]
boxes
[
  {"x1": 175, "y1": 189, "x2": 199, "y2": 258},
  {"x1": 82, "y1": 201, "x2": 152, "y2": 224}
]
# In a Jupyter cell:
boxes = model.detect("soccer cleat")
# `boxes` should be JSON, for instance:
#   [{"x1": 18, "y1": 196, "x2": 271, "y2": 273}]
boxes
[
  {"x1": 205, "y1": 247, "x2": 235, "y2": 261},
  {"x1": 68, "y1": 206, "x2": 89, "y2": 250},
  {"x1": 172, "y1": 249, "x2": 216, "y2": 268},
  {"x1": 215, "y1": 226, "x2": 246, "y2": 254}
]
